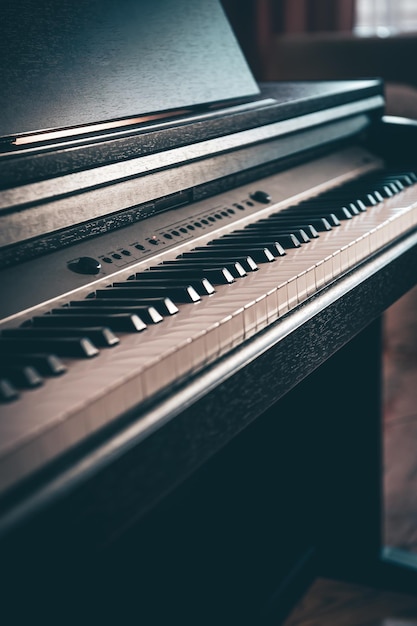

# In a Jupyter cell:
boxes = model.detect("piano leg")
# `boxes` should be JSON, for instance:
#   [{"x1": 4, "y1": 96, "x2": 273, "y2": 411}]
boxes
[{"x1": 312, "y1": 316, "x2": 417, "y2": 597}]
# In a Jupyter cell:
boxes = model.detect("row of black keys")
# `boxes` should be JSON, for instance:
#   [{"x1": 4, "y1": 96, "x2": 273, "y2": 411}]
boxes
[{"x1": 1, "y1": 170, "x2": 415, "y2": 402}]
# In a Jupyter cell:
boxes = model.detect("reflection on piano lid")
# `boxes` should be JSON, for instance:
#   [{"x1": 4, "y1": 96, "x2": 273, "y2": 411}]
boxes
[{"x1": 0, "y1": 0, "x2": 259, "y2": 141}]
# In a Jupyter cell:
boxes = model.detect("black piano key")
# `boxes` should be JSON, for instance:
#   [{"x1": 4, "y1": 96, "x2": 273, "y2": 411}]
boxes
[
  {"x1": 383, "y1": 176, "x2": 412, "y2": 191},
  {"x1": 180, "y1": 247, "x2": 275, "y2": 264},
  {"x1": 227, "y1": 228, "x2": 310, "y2": 244},
  {"x1": 0, "y1": 365, "x2": 43, "y2": 389},
  {"x1": 0, "y1": 336, "x2": 99, "y2": 358},
  {"x1": 316, "y1": 194, "x2": 376, "y2": 208},
  {"x1": 96, "y1": 285, "x2": 201, "y2": 303},
  {"x1": 332, "y1": 168, "x2": 417, "y2": 198},
  {"x1": 353, "y1": 199, "x2": 367, "y2": 211},
  {"x1": 2, "y1": 326, "x2": 120, "y2": 347},
  {"x1": 144, "y1": 267, "x2": 236, "y2": 285},
  {"x1": 341, "y1": 176, "x2": 402, "y2": 197},
  {"x1": 279, "y1": 209, "x2": 341, "y2": 226},
  {"x1": 32, "y1": 313, "x2": 147, "y2": 333},
  {"x1": 209, "y1": 231, "x2": 293, "y2": 249},
  {"x1": 313, "y1": 189, "x2": 373, "y2": 206},
  {"x1": 392, "y1": 172, "x2": 417, "y2": 186},
  {"x1": 144, "y1": 266, "x2": 236, "y2": 284},
  {"x1": 161, "y1": 259, "x2": 247, "y2": 278},
  {"x1": 0, "y1": 353, "x2": 67, "y2": 376},
  {"x1": 200, "y1": 244, "x2": 278, "y2": 261},
  {"x1": 61, "y1": 305, "x2": 163, "y2": 325},
  {"x1": 334, "y1": 200, "x2": 364, "y2": 213},
  {"x1": 383, "y1": 181, "x2": 403, "y2": 193},
  {"x1": 82, "y1": 296, "x2": 179, "y2": 316},
  {"x1": 295, "y1": 204, "x2": 354, "y2": 219},
  {"x1": 114, "y1": 276, "x2": 214, "y2": 296},
  {"x1": 211, "y1": 232, "x2": 299, "y2": 249},
  {"x1": 248, "y1": 223, "x2": 320, "y2": 238},
  {"x1": 0, "y1": 379, "x2": 19, "y2": 402},
  {"x1": 402, "y1": 172, "x2": 417, "y2": 184},
  {"x1": 173, "y1": 255, "x2": 258, "y2": 272},
  {"x1": 379, "y1": 185, "x2": 394, "y2": 198},
  {"x1": 260, "y1": 216, "x2": 332, "y2": 232},
  {"x1": 352, "y1": 193, "x2": 380, "y2": 207}
]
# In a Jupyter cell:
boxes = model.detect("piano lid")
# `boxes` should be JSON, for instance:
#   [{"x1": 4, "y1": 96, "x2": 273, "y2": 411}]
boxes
[{"x1": 0, "y1": 0, "x2": 259, "y2": 141}]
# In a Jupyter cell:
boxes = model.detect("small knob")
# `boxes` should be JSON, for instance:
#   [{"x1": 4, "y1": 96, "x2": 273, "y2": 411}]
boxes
[
  {"x1": 250, "y1": 190, "x2": 271, "y2": 204},
  {"x1": 68, "y1": 256, "x2": 101, "y2": 275}
]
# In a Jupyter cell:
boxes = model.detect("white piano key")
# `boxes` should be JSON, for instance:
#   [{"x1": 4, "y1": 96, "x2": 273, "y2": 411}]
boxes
[
  {"x1": 265, "y1": 288, "x2": 279, "y2": 324},
  {"x1": 323, "y1": 255, "x2": 334, "y2": 283},
  {"x1": 286, "y1": 277, "x2": 298, "y2": 310},
  {"x1": 203, "y1": 323, "x2": 221, "y2": 363},
  {"x1": 255, "y1": 295, "x2": 268, "y2": 330},
  {"x1": 305, "y1": 266, "x2": 317, "y2": 297},
  {"x1": 331, "y1": 250, "x2": 341, "y2": 278},
  {"x1": 277, "y1": 282, "x2": 290, "y2": 316},
  {"x1": 339, "y1": 245, "x2": 349, "y2": 273},
  {"x1": 142, "y1": 348, "x2": 179, "y2": 398},
  {"x1": 296, "y1": 271, "x2": 308, "y2": 303},
  {"x1": 314, "y1": 260, "x2": 326, "y2": 289},
  {"x1": 243, "y1": 299, "x2": 258, "y2": 337}
]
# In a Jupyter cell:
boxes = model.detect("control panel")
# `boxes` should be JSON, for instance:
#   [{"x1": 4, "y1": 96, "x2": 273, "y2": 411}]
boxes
[{"x1": 66, "y1": 191, "x2": 271, "y2": 275}]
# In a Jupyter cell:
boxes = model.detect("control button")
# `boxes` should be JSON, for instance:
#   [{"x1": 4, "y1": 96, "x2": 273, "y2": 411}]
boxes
[
  {"x1": 68, "y1": 256, "x2": 101, "y2": 275},
  {"x1": 135, "y1": 244, "x2": 145, "y2": 250},
  {"x1": 250, "y1": 190, "x2": 271, "y2": 204},
  {"x1": 121, "y1": 249, "x2": 131, "y2": 256},
  {"x1": 112, "y1": 253, "x2": 122, "y2": 259}
]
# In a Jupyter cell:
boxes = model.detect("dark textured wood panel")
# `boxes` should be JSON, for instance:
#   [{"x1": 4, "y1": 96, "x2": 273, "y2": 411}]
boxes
[
  {"x1": 0, "y1": 80, "x2": 383, "y2": 189},
  {"x1": 0, "y1": 0, "x2": 258, "y2": 139}
]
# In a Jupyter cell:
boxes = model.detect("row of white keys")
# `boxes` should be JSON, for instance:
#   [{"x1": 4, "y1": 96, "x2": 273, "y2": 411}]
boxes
[{"x1": 1, "y1": 186, "x2": 417, "y2": 493}]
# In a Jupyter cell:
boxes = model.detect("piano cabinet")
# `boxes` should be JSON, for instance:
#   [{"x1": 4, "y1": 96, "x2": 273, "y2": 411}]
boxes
[
  {"x1": 1, "y1": 203, "x2": 417, "y2": 624},
  {"x1": 2, "y1": 3, "x2": 417, "y2": 619}
]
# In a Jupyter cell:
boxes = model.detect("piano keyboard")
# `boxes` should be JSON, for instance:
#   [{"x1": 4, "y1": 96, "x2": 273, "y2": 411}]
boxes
[{"x1": 1, "y1": 146, "x2": 417, "y2": 495}]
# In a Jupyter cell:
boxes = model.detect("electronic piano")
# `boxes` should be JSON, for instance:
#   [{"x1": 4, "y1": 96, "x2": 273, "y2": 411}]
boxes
[{"x1": 1, "y1": 1, "x2": 417, "y2": 624}]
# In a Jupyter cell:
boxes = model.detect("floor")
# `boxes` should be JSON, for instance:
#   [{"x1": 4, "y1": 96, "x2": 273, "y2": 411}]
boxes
[
  {"x1": 282, "y1": 284, "x2": 417, "y2": 625},
  {"x1": 283, "y1": 577, "x2": 417, "y2": 626}
]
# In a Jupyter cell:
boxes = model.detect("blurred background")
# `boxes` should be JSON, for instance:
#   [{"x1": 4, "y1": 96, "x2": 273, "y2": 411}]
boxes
[{"x1": 222, "y1": 0, "x2": 417, "y2": 118}]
